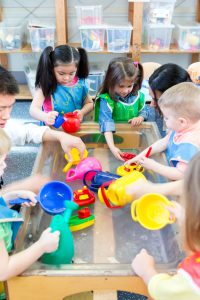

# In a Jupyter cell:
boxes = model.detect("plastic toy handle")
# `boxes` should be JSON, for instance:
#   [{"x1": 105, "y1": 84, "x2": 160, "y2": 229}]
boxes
[
  {"x1": 100, "y1": 181, "x2": 122, "y2": 209},
  {"x1": 63, "y1": 162, "x2": 73, "y2": 173},
  {"x1": 66, "y1": 168, "x2": 77, "y2": 181},
  {"x1": 131, "y1": 200, "x2": 139, "y2": 221},
  {"x1": 9, "y1": 198, "x2": 31, "y2": 205},
  {"x1": 83, "y1": 170, "x2": 98, "y2": 190}
]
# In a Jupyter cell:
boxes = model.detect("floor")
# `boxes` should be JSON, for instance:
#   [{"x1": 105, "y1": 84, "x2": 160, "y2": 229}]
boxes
[{"x1": 5, "y1": 100, "x2": 147, "y2": 300}]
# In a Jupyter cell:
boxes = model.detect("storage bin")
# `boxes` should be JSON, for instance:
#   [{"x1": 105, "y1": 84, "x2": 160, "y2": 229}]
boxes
[
  {"x1": 144, "y1": 24, "x2": 174, "y2": 50},
  {"x1": 0, "y1": 25, "x2": 24, "y2": 50},
  {"x1": 106, "y1": 24, "x2": 133, "y2": 52},
  {"x1": 75, "y1": 5, "x2": 102, "y2": 26},
  {"x1": 86, "y1": 71, "x2": 105, "y2": 96},
  {"x1": 79, "y1": 25, "x2": 106, "y2": 52},
  {"x1": 28, "y1": 23, "x2": 55, "y2": 52},
  {"x1": 143, "y1": 0, "x2": 176, "y2": 25},
  {"x1": 24, "y1": 63, "x2": 37, "y2": 97},
  {"x1": 176, "y1": 24, "x2": 200, "y2": 50}
]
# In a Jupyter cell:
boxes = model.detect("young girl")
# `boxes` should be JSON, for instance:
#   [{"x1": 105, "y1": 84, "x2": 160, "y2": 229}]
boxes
[
  {"x1": 29, "y1": 45, "x2": 94, "y2": 125},
  {"x1": 132, "y1": 151, "x2": 200, "y2": 300},
  {"x1": 147, "y1": 63, "x2": 191, "y2": 137},
  {"x1": 0, "y1": 129, "x2": 59, "y2": 299},
  {"x1": 94, "y1": 57, "x2": 147, "y2": 161}
]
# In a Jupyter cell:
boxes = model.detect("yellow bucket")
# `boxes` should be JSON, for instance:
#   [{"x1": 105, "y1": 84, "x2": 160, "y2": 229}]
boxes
[
  {"x1": 63, "y1": 148, "x2": 88, "y2": 172},
  {"x1": 131, "y1": 193, "x2": 175, "y2": 230},
  {"x1": 98, "y1": 171, "x2": 146, "y2": 208}
]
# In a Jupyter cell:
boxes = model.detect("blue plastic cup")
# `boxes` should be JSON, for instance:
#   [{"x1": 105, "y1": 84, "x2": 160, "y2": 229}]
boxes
[{"x1": 53, "y1": 115, "x2": 64, "y2": 128}]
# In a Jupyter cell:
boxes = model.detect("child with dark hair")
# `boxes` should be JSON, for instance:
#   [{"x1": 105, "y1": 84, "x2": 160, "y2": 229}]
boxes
[
  {"x1": 147, "y1": 63, "x2": 191, "y2": 137},
  {"x1": 30, "y1": 45, "x2": 93, "y2": 125},
  {"x1": 95, "y1": 57, "x2": 147, "y2": 160}
]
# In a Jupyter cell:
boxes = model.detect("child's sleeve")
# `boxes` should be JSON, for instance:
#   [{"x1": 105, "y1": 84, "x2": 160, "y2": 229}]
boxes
[
  {"x1": 98, "y1": 99, "x2": 115, "y2": 133},
  {"x1": 148, "y1": 272, "x2": 198, "y2": 300}
]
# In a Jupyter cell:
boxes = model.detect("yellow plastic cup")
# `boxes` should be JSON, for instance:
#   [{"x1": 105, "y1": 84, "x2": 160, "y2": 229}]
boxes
[
  {"x1": 63, "y1": 148, "x2": 88, "y2": 172},
  {"x1": 131, "y1": 193, "x2": 175, "y2": 230}
]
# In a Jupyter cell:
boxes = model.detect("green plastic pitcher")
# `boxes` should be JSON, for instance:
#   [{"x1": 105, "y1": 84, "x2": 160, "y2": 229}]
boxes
[{"x1": 41, "y1": 201, "x2": 79, "y2": 265}]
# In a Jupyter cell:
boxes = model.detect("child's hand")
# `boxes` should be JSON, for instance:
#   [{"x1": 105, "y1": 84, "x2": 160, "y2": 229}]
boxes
[
  {"x1": 126, "y1": 179, "x2": 151, "y2": 199},
  {"x1": 16, "y1": 190, "x2": 37, "y2": 207},
  {"x1": 45, "y1": 111, "x2": 58, "y2": 126},
  {"x1": 125, "y1": 154, "x2": 141, "y2": 166},
  {"x1": 110, "y1": 146, "x2": 124, "y2": 161},
  {"x1": 128, "y1": 116, "x2": 144, "y2": 127},
  {"x1": 166, "y1": 201, "x2": 185, "y2": 226},
  {"x1": 132, "y1": 249, "x2": 157, "y2": 284},
  {"x1": 73, "y1": 109, "x2": 83, "y2": 121},
  {"x1": 38, "y1": 228, "x2": 60, "y2": 253},
  {"x1": 137, "y1": 156, "x2": 156, "y2": 171}
]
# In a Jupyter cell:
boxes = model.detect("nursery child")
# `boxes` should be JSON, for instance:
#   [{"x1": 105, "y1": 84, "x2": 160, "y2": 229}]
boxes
[
  {"x1": 126, "y1": 82, "x2": 200, "y2": 180},
  {"x1": 132, "y1": 152, "x2": 200, "y2": 300},
  {"x1": 147, "y1": 63, "x2": 191, "y2": 137},
  {"x1": 0, "y1": 128, "x2": 59, "y2": 299},
  {"x1": 94, "y1": 57, "x2": 147, "y2": 161},
  {"x1": 29, "y1": 45, "x2": 94, "y2": 125}
]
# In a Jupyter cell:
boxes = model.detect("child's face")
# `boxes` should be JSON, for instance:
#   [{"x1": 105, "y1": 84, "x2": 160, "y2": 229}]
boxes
[
  {"x1": 54, "y1": 63, "x2": 77, "y2": 86},
  {"x1": 161, "y1": 107, "x2": 182, "y2": 132},
  {"x1": 0, "y1": 94, "x2": 16, "y2": 128},
  {"x1": 114, "y1": 79, "x2": 134, "y2": 98},
  {"x1": 0, "y1": 155, "x2": 7, "y2": 177}
]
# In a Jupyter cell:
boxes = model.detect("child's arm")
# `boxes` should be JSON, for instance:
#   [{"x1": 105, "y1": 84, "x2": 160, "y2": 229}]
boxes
[
  {"x1": 0, "y1": 228, "x2": 59, "y2": 281},
  {"x1": 126, "y1": 179, "x2": 184, "y2": 198},
  {"x1": 104, "y1": 131, "x2": 124, "y2": 161},
  {"x1": 126, "y1": 135, "x2": 169, "y2": 165},
  {"x1": 3, "y1": 190, "x2": 37, "y2": 207},
  {"x1": 74, "y1": 95, "x2": 94, "y2": 121},
  {"x1": 29, "y1": 88, "x2": 58, "y2": 125},
  {"x1": 132, "y1": 249, "x2": 158, "y2": 285},
  {"x1": 137, "y1": 157, "x2": 184, "y2": 180}
]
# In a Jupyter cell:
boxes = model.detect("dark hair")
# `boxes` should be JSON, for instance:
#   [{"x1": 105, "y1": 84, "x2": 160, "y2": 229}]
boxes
[
  {"x1": 98, "y1": 57, "x2": 143, "y2": 100},
  {"x1": 149, "y1": 63, "x2": 191, "y2": 103},
  {"x1": 0, "y1": 65, "x2": 19, "y2": 95},
  {"x1": 35, "y1": 45, "x2": 89, "y2": 97}
]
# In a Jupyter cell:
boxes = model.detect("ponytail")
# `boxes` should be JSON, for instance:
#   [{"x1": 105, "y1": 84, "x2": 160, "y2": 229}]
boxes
[
  {"x1": 76, "y1": 47, "x2": 89, "y2": 78},
  {"x1": 35, "y1": 46, "x2": 57, "y2": 97}
]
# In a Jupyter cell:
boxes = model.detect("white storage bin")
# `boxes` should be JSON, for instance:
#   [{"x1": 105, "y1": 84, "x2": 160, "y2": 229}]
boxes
[
  {"x1": 28, "y1": 22, "x2": 55, "y2": 52},
  {"x1": 0, "y1": 25, "x2": 24, "y2": 50},
  {"x1": 143, "y1": 0, "x2": 176, "y2": 24},
  {"x1": 75, "y1": 5, "x2": 102, "y2": 26},
  {"x1": 144, "y1": 24, "x2": 174, "y2": 50},
  {"x1": 106, "y1": 24, "x2": 133, "y2": 52},
  {"x1": 87, "y1": 71, "x2": 105, "y2": 96},
  {"x1": 24, "y1": 63, "x2": 37, "y2": 97},
  {"x1": 176, "y1": 24, "x2": 200, "y2": 50},
  {"x1": 79, "y1": 25, "x2": 106, "y2": 52}
]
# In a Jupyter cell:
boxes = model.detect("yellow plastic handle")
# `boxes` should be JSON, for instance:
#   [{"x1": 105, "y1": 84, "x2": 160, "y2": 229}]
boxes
[
  {"x1": 62, "y1": 162, "x2": 73, "y2": 173},
  {"x1": 131, "y1": 200, "x2": 139, "y2": 221}
]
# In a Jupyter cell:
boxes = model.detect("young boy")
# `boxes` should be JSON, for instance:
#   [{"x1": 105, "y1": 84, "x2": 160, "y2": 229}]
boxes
[
  {"x1": 0, "y1": 66, "x2": 86, "y2": 193},
  {"x1": 0, "y1": 128, "x2": 60, "y2": 299},
  {"x1": 126, "y1": 82, "x2": 200, "y2": 180}
]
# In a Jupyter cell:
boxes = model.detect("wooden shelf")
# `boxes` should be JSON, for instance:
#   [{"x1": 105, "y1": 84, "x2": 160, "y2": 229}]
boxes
[
  {"x1": 16, "y1": 84, "x2": 32, "y2": 100},
  {"x1": 141, "y1": 44, "x2": 200, "y2": 54},
  {"x1": 0, "y1": 45, "x2": 32, "y2": 54}
]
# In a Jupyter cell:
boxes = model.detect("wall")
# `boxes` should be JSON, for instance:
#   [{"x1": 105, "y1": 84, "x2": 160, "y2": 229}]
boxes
[{"x1": 0, "y1": 0, "x2": 199, "y2": 80}]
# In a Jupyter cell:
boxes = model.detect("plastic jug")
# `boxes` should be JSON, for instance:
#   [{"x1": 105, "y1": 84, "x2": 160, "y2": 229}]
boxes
[
  {"x1": 66, "y1": 157, "x2": 102, "y2": 182},
  {"x1": 62, "y1": 112, "x2": 80, "y2": 133},
  {"x1": 41, "y1": 201, "x2": 79, "y2": 265},
  {"x1": 83, "y1": 170, "x2": 121, "y2": 192},
  {"x1": 98, "y1": 171, "x2": 146, "y2": 208}
]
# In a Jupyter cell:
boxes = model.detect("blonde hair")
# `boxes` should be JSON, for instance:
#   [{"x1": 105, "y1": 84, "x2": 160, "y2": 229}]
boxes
[
  {"x1": 0, "y1": 128, "x2": 11, "y2": 155},
  {"x1": 158, "y1": 82, "x2": 200, "y2": 122},
  {"x1": 184, "y1": 152, "x2": 200, "y2": 252}
]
